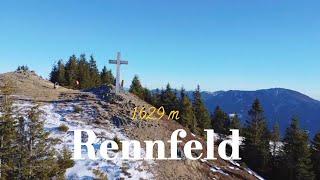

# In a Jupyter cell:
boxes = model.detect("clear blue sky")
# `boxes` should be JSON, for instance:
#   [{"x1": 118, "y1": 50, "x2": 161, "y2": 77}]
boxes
[{"x1": 0, "y1": 0, "x2": 319, "y2": 99}]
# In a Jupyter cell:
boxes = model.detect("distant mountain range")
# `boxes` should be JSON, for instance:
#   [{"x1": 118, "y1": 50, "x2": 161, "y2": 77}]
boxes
[
  {"x1": 150, "y1": 88, "x2": 320, "y2": 138},
  {"x1": 193, "y1": 88, "x2": 320, "y2": 137}
]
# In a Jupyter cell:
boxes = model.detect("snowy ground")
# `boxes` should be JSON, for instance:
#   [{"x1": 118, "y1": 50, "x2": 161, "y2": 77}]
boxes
[{"x1": 14, "y1": 100, "x2": 155, "y2": 180}]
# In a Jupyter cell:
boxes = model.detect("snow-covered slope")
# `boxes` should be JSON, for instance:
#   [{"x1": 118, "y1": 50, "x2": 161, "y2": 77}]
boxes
[{"x1": 15, "y1": 100, "x2": 155, "y2": 180}]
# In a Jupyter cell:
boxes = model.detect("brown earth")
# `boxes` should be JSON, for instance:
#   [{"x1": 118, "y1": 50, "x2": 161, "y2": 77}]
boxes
[{"x1": 0, "y1": 71, "x2": 260, "y2": 180}]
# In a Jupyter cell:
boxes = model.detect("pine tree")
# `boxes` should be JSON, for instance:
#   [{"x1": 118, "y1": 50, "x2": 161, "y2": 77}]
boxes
[
  {"x1": 89, "y1": 55, "x2": 101, "y2": 88},
  {"x1": 269, "y1": 121, "x2": 282, "y2": 179},
  {"x1": 0, "y1": 82, "x2": 17, "y2": 179},
  {"x1": 192, "y1": 85, "x2": 211, "y2": 135},
  {"x1": 78, "y1": 54, "x2": 91, "y2": 89},
  {"x1": 129, "y1": 75, "x2": 144, "y2": 99},
  {"x1": 243, "y1": 98, "x2": 270, "y2": 177},
  {"x1": 65, "y1": 55, "x2": 79, "y2": 88},
  {"x1": 19, "y1": 106, "x2": 60, "y2": 179},
  {"x1": 211, "y1": 106, "x2": 229, "y2": 135},
  {"x1": 229, "y1": 113, "x2": 242, "y2": 132},
  {"x1": 282, "y1": 117, "x2": 314, "y2": 180},
  {"x1": 100, "y1": 66, "x2": 114, "y2": 85},
  {"x1": 143, "y1": 87, "x2": 152, "y2": 104},
  {"x1": 151, "y1": 88, "x2": 161, "y2": 108},
  {"x1": 160, "y1": 84, "x2": 179, "y2": 113},
  {"x1": 57, "y1": 60, "x2": 66, "y2": 85},
  {"x1": 270, "y1": 121, "x2": 281, "y2": 158},
  {"x1": 57, "y1": 146, "x2": 75, "y2": 178},
  {"x1": 179, "y1": 88, "x2": 196, "y2": 131},
  {"x1": 49, "y1": 63, "x2": 59, "y2": 84},
  {"x1": 311, "y1": 132, "x2": 320, "y2": 180}
]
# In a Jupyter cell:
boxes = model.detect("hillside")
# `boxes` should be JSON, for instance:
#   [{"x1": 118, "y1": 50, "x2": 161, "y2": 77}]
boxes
[{"x1": 0, "y1": 71, "x2": 263, "y2": 180}]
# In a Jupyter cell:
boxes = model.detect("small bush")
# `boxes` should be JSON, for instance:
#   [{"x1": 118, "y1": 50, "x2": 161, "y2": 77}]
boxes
[
  {"x1": 93, "y1": 169, "x2": 108, "y2": 180},
  {"x1": 113, "y1": 136, "x2": 122, "y2": 151},
  {"x1": 59, "y1": 124, "x2": 69, "y2": 132},
  {"x1": 74, "y1": 106, "x2": 83, "y2": 113}
]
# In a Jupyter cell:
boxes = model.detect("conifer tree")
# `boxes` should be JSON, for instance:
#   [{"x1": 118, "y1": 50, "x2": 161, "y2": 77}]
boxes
[
  {"x1": 49, "y1": 63, "x2": 59, "y2": 83},
  {"x1": 152, "y1": 88, "x2": 161, "y2": 108},
  {"x1": 160, "y1": 84, "x2": 178, "y2": 113},
  {"x1": 211, "y1": 106, "x2": 229, "y2": 135},
  {"x1": 129, "y1": 75, "x2": 144, "y2": 99},
  {"x1": 78, "y1": 54, "x2": 91, "y2": 89},
  {"x1": 179, "y1": 88, "x2": 196, "y2": 131},
  {"x1": 0, "y1": 82, "x2": 17, "y2": 179},
  {"x1": 229, "y1": 113, "x2": 242, "y2": 132},
  {"x1": 57, "y1": 59, "x2": 66, "y2": 85},
  {"x1": 192, "y1": 85, "x2": 211, "y2": 135},
  {"x1": 143, "y1": 87, "x2": 152, "y2": 104},
  {"x1": 57, "y1": 146, "x2": 75, "y2": 178},
  {"x1": 311, "y1": 132, "x2": 320, "y2": 180},
  {"x1": 89, "y1": 55, "x2": 101, "y2": 88},
  {"x1": 282, "y1": 117, "x2": 314, "y2": 180},
  {"x1": 65, "y1": 55, "x2": 79, "y2": 88},
  {"x1": 19, "y1": 106, "x2": 60, "y2": 179},
  {"x1": 269, "y1": 121, "x2": 282, "y2": 179},
  {"x1": 100, "y1": 66, "x2": 114, "y2": 85},
  {"x1": 270, "y1": 121, "x2": 281, "y2": 158},
  {"x1": 243, "y1": 98, "x2": 270, "y2": 177}
]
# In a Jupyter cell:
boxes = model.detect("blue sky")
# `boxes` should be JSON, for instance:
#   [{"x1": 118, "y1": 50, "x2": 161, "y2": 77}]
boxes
[{"x1": 0, "y1": 0, "x2": 319, "y2": 99}]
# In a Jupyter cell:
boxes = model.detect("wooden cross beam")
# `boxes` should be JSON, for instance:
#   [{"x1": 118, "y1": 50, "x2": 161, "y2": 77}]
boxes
[{"x1": 109, "y1": 52, "x2": 128, "y2": 94}]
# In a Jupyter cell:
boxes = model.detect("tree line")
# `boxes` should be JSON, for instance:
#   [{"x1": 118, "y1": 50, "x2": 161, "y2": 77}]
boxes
[
  {"x1": 49, "y1": 54, "x2": 114, "y2": 89},
  {"x1": 0, "y1": 82, "x2": 74, "y2": 179},
  {"x1": 128, "y1": 75, "x2": 320, "y2": 180}
]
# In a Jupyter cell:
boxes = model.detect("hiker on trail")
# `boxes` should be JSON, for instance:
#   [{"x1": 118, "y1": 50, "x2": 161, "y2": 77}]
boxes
[
  {"x1": 121, "y1": 80, "x2": 124, "y2": 91},
  {"x1": 76, "y1": 80, "x2": 80, "y2": 89},
  {"x1": 54, "y1": 82, "x2": 59, "y2": 89}
]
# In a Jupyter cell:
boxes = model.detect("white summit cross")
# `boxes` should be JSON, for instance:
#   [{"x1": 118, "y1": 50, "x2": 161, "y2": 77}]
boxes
[{"x1": 109, "y1": 52, "x2": 128, "y2": 94}]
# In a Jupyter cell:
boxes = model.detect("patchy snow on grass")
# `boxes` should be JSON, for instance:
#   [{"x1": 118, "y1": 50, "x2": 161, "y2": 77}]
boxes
[
  {"x1": 210, "y1": 166, "x2": 230, "y2": 176},
  {"x1": 15, "y1": 100, "x2": 155, "y2": 180},
  {"x1": 246, "y1": 168, "x2": 265, "y2": 180}
]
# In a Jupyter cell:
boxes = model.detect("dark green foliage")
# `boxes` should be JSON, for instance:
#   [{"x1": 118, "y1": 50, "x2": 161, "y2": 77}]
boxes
[
  {"x1": 50, "y1": 60, "x2": 66, "y2": 85},
  {"x1": 192, "y1": 85, "x2": 211, "y2": 135},
  {"x1": 89, "y1": 55, "x2": 102, "y2": 88},
  {"x1": 243, "y1": 98, "x2": 270, "y2": 177},
  {"x1": 0, "y1": 85, "x2": 74, "y2": 179},
  {"x1": 129, "y1": 75, "x2": 145, "y2": 99},
  {"x1": 16, "y1": 65, "x2": 29, "y2": 71},
  {"x1": 229, "y1": 114, "x2": 242, "y2": 132},
  {"x1": 59, "y1": 124, "x2": 69, "y2": 132},
  {"x1": 0, "y1": 84, "x2": 17, "y2": 179},
  {"x1": 280, "y1": 117, "x2": 314, "y2": 180},
  {"x1": 78, "y1": 54, "x2": 91, "y2": 89},
  {"x1": 270, "y1": 121, "x2": 281, "y2": 158},
  {"x1": 100, "y1": 66, "x2": 114, "y2": 85},
  {"x1": 57, "y1": 147, "x2": 75, "y2": 177},
  {"x1": 18, "y1": 106, "x2": 60, "y2": 179},
  {"x1": 179, "y1": 88, "x2": 196, "y2": 132},
  {"x1": 311, "y1": 132, "x2": 320, "y2": 180},
  {"x1": 143, "y1": 87, "x2": 152, "y2": 104},
  {"x1": 50, "y1": 54, "x2": 115, "y2": 90},
  {"x1": 65, "y1": 55, "x2": 79, "y2": 88},
  {"x1": 211, "y1": 106, "x2": 229, "y2": 135},
  {"x1": 269, "y1": 121, "x2": 282, "y2": 179},
  {"x1": 151, "y1": 88, "x2": 161, "y2": 108},
  {"x1": 160, "y1": 84, "x2": 179, "y2": 113}
]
